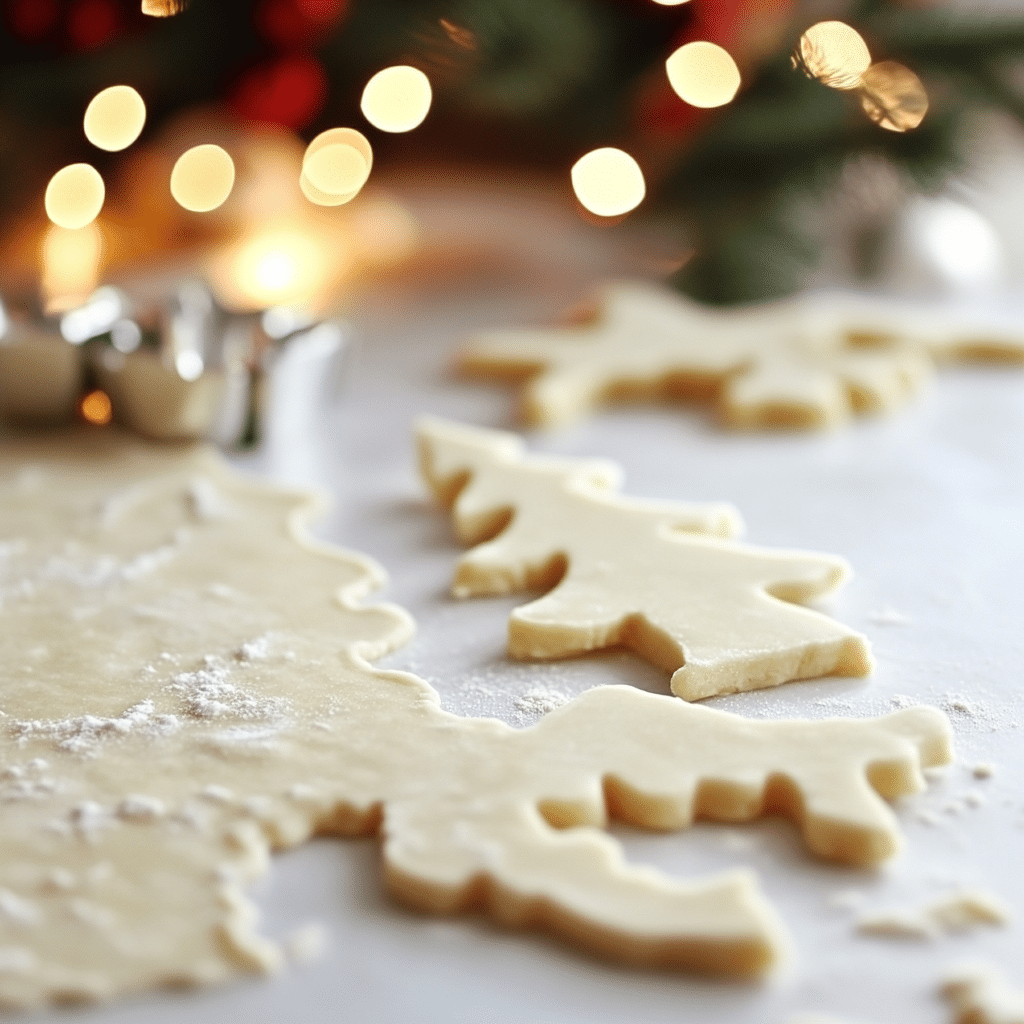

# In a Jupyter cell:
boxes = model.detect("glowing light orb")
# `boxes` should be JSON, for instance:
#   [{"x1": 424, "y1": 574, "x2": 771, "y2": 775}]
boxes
[
  {"x1": 41, "y1": 223, "x2": 104, "y2": 313},
  {"x1": 860, "y1": 61, "x2": 928, "y2": 132},
  {"x1": 230, "y1": 229, "x2": 328, "y2": 307},
  {"x1": 170, "y1": 144, "x2": 235, "y2": 212},
  {"x1": 571, "y1": 148, "x2": 646, "y2": 218},
  {"x1": 83, "y1": 85, "x2": 146, "y2": 151},
  {"x1": 651, "y1": 0, "x2": 690, "y2": 5},
  {"x1": 360, "y1": 66, "x2": 432, "y2": 133},
  {"x1": 175, "y1": 351, "x2": 204, "y2": 381},
  {"x1": 304, "y1": 144, "x2": 368, "y2": 196},
  {"x1": 80, "y1": 390, "x2": 113, "y2": 425},
  {"x1": 44, "y1": 164, "x2": 105, "y2": 229},
  {"x1": 799, "y1": 21, "x2": 871, "y2": 90},
  {"x1": 909, "y1": 197, "x2": 1001, "y2": 290},
  {"x1": 141, "y1": 0, "x2": 187, "y2": 15},
  {"x1": 666, "y1": 41, "x2": 741, "y2": 108},
  {"x1": 300, "y1": 128, "x2": 373, "y2": 206}
]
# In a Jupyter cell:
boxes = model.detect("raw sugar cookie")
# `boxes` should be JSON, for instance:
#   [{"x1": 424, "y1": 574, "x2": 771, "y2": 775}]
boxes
[
  {"x1": 0, "y1": 428, "x2": 949, "y2": 1007},
  {"x1": 460, "y1": 282, "x2": 1024, "y2": 431},
  {"x1": 418, "y1": 417, "x2": 872, "y2": 700},
  {"x1": 941, "y1": 964, "x2": 1024, "y2": 1023}
]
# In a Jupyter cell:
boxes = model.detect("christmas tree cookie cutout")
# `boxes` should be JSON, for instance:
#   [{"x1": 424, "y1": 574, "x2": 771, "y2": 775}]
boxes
[
  {"x1": 0, "y1": 429, "x2": 950, "y2": 1008},
  {"x1": 460, "y1": 281, "x2": 1024, "y2": 431},
  {"x1": 418, "y1": 417, "x2": 872, "y2": 700}
]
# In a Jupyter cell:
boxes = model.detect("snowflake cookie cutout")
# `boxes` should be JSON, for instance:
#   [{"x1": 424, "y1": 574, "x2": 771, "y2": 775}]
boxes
[
  {"x1": 0, "y1": 429, "x2": 951, "y2": 1008},
  {"x1": 460, "y1": 281, "x2": 1024, "y2": 431},
  {"x1": 418, "y1": 417, "x2": 873, "y2": 700}
]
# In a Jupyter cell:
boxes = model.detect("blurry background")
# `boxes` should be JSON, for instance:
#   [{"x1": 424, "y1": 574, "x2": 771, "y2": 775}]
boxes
[{"x1": 4, "y1": 0, "x2": 1024, "y2": 315}]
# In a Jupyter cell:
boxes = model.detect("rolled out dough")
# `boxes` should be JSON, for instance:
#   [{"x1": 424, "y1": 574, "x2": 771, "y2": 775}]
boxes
[{"x1": 0, "y1": 429, "x2": 950, "y2": 1008}]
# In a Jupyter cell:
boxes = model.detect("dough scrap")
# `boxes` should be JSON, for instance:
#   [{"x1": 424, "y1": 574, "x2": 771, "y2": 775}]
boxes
[
  {"x1": 0, "y1": 430, "x2": 951, "y2": 1006},
  {"x1": 942, "y1": 964, "x2": 1024, "y2": 1024},
  {"x1": 855, "y1": 889, "x2": 1009, "y2": 939},
  {"x1": 418, "y1": 417, "x2": 873, "y2": 700},
  {"x1": 460, "y1": 281, "x2": 1024, "y2": 431}
]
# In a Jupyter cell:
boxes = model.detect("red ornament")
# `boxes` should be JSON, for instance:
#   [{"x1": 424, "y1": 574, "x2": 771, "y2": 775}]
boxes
[
  {"x1": 6, "y1": 0, "x2": 59, "y2": 40},
  {"x1": 68, "y1": 0, "x2": 121, "y2": 50},
  {"x1": 255, "y1": 0, "x2": 345, "y2": 49},
  {"x1": 231, "y1": 53, "x2": 328, "y2": 130}
]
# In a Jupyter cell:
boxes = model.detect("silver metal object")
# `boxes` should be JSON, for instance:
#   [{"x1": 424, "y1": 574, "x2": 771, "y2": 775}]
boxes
[{"x1": 0, "y1": 283, "x2": 348, "y2": 448}]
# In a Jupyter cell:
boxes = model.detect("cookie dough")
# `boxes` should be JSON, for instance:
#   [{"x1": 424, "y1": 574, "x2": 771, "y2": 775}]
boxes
[
  {"x1": 460, "y1": 282, "x2": 1024, "y2": 431},
  {"x1": 942, "y1": 964, "x2": 1024, "y2": 1023},
  {"x1": 0, "y1": 428, "x2": 951, "y2": 1006},
  {"x1": 855, "y1": 890, "x2": 1009, "y2": 939},
  {"x1": 418, "y1": 417, "x2": 872, "y2": 700}
]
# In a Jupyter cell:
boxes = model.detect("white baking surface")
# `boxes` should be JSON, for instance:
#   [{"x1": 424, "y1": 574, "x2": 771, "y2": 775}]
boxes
[{"x1": 32, "y1": 175, "x2": 1024, "y2": 1024}]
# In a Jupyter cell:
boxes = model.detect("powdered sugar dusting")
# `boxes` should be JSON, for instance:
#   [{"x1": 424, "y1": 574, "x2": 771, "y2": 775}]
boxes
[
  {"x1": 513, "y1": 686, "x2": 572, "y2": 718},
  {"x1": 170, "y1": 658, "x2": 290, "y2": 722},
  {"x1": 9, "y1": 701, "x2": 179, "y2": 757}
]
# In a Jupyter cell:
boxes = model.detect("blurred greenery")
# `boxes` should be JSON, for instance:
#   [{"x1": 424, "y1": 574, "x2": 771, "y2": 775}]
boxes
[{"x1": 3, "y1": 0, "x2": 1024, "y2": 302}]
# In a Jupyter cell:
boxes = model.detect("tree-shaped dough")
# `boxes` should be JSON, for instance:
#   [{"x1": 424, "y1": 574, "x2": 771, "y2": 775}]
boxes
[
  {"x1": 460, "y1": 282, "x2": 1024, "y2": 431},
  {"x1": 419, "y1": 417, "x2": 872, "y2": 700}
]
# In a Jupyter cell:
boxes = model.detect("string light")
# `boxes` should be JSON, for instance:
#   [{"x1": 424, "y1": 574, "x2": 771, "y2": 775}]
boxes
[
  {"x1": 360, "y1": 66, "x2": 432, "y2": 133},
  {"x1": 799, "y1": 22, "x2": 871, "y2": 90},
  {"x1": 304, "y1": 145, "x2": 367, "y2": 195},
  {"x1": 666, "y1": 42, "x2": 741, "y2": 108},
  {"x1": 860, "y1": 62, "x2": 928, "y2": 132},
  {"x1": 83, "y1": 85, "x2": 146, "y2": 151},
  {"x1": 80, "y1": 390, "x2": 113, "y2": 425},
  {"x1": 141, "y1": 0, "x2": 187, "y2": 15},
  {"x1": 571, "y1": 148, "x2": 646, "y2": 218},
  {"x1": 44, "y1": 163, "x2": 105, "y2": 229},
  {"x1": 170, "y1": 144, "x2": 236, "y2": 212},
  {"x1": 300, "y1": 127, "x2": 373, "y2": 206}
]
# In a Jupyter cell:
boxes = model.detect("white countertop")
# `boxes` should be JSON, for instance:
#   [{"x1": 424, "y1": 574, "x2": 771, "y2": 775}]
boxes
[{"x1": 38, "y1": 174, "x2": 1024, "y2": 1024}]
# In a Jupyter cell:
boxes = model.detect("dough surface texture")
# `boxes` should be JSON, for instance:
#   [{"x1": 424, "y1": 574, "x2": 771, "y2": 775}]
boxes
[
  {"x1": 0, "y1": 430, "x2": 950, "y2": 1006},
  {"x1": 460, "y1": 282, "x2": 1024, "y2": 431},
  {"x1": 418, "y1": 417, "x2": 872, "y2": 700}
]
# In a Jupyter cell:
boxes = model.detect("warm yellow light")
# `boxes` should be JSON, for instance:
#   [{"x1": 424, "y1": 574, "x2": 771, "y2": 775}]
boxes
[
  {"x1": 141, "y1": 0, "x2": 187, "y2": 14},
  {"x1": 304, "y1": 145, "x2": 368, "y2": 196},
  {"x1": 44, "y1": 164, "x2": 105, "y2": 229},
  {"x1": 80, "y1": 390, "x2": 113, "y2": 425},
  {"x1": 665, "y1": 41, "x2": 741, "y2": 108},
  {"x1": 83, "y1": 85, "x2": 146, "y2": 152},
  {"x1": 570, "y1": 148, "x2": 646, "y2": 218},
  {"x1": 40, "y1": 222, "x2": 104, "y2": 313},
  {"x1": 300, "y1": 128, "x2": 373, "y2": 206},
  {"x1": 860, "y1": 62, "x2": 928, "y2": 132},
  {"x1": 231, "y1": 229, "x2": 327, "y2": 307},
  {"x1": 170, "y1": 144, "x2": 235, "y2": 212},
  {"x1": 799, "y1": 21, "x2": 871, "y2": 90},
  {"x1": 360, "y1": 66, "x2": 432, "y2": 133}
]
